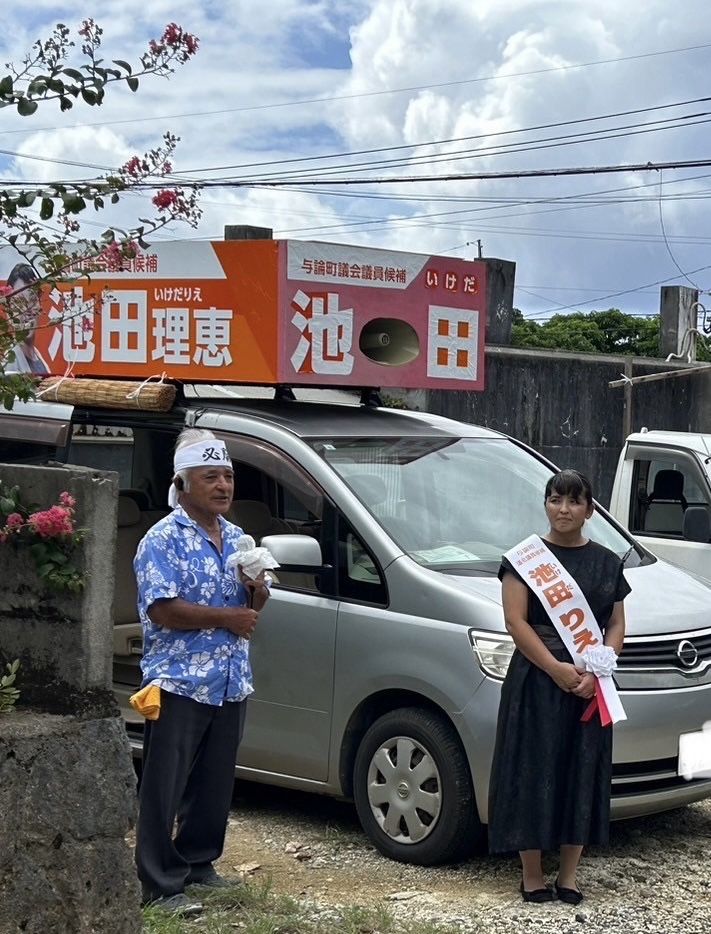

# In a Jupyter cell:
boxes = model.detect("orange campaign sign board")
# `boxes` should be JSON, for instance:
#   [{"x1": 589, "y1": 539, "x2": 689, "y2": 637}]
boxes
[{"x1": 1, "y1": 239, "x2": 487, "y2": 390}]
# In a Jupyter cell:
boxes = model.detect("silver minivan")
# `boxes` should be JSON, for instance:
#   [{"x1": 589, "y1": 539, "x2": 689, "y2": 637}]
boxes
[{"x1": 2, "y1": 392, "x2": 711, "y2": 865}]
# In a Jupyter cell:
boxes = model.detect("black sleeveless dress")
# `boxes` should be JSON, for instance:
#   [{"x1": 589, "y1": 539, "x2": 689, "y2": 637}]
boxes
[{"x1": 488, "y1": 539, "x2": 631, "y2": 854}]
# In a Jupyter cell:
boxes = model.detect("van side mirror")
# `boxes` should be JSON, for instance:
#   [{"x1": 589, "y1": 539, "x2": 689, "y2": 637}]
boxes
[
  {"x1": 260, "y1": 533, "x2": 329, "y2": 572},
  {"x1": 682, "y1": 506, "x2": 711, "y2": 544}
]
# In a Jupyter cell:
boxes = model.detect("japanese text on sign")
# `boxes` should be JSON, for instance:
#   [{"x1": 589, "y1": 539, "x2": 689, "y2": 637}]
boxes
[
  {"x1": 301, "y1": 258, "x2": 408, "y2": 283},
  {"x1": 46, "y1": 286, "x2": 234, "y2": 368}
]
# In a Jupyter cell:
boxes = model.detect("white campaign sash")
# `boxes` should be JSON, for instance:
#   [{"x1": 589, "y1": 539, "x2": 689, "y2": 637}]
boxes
[{"x1": 504, "y1": 534, "x2": 626, "y2": 726}]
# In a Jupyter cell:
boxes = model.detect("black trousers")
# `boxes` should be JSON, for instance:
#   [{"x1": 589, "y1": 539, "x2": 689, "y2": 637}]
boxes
[{"x1": 135, "y1": 690, "x2": 247, "y2": 899}]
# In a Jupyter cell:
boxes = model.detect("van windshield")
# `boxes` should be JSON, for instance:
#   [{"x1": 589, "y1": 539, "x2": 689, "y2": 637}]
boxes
[{"x1": 316, "y1": 436, "x2": 644, "y2": 574}]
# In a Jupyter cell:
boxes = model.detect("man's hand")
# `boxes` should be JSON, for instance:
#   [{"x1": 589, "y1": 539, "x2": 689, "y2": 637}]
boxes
[
  {"x1": 239, "y1": 567, "x2": 270, "y2": 609},
  {"x1": 223, "y1": 607, "x2": 259, "y2": 639}
]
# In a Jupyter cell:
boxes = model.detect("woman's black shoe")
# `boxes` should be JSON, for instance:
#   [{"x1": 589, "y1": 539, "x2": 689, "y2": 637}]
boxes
[
  {"x1": 554, "y1": 879, "x2": 584, "y2": 905},
  {"x1": 520, "y1": 881, "x2": 555, "y2": 903}
]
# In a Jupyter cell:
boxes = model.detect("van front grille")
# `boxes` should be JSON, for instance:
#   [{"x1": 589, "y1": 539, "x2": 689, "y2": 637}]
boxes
[{"x1": 619, "y1": 630, "x2": 711, "y2": 672}]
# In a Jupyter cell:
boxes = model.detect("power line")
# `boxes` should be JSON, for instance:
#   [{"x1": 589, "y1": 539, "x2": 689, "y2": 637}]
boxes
[
  {"x1": 179, "y1": 94, "x2": 711, "y2": 178},
  {"x1": 1, "y1": 40, "x2": 709, "y2": 138},
  {"x1": 525, "y1": 263, "x2": 711, "y2": 317},
  {"x1": 6, "y1": 94, "x2": 711, "y2": 183}
]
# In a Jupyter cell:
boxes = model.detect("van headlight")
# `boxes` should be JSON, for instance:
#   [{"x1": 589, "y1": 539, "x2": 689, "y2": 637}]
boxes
[{"x1": 469, "y1": 631, "x2": 515, "y2": 680}]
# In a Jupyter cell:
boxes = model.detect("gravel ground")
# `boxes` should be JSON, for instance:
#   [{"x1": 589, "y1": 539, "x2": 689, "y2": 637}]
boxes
[{"x1": 219, "y1": 782, "x2": 711, "y2": 934}]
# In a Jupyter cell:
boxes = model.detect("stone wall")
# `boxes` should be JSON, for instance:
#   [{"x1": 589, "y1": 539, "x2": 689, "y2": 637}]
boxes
[
  {"x1": 0, "y1": 713, "x2": 139, "y2": 934},
  {"x1": 0, "y1": 464, "x2": 141, "y2": 934}
]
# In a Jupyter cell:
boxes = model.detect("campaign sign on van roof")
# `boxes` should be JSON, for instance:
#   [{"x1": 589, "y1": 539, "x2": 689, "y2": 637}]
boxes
[{"x1": 0, "y1": 239, "x2": 487, "y2": 390}]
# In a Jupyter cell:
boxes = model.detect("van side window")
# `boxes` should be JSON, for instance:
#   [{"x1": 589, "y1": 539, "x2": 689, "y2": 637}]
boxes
[
  {"x1": 0, "y1": 439, "x2": 58, "y2": 464},
  {"x1": 68, "y1": 424, "x2": 135, "y2": 488},
  {"x1": 220, "y1": 435, "x2": 387, "y2": 604},
  {"x1": 223, "y1": 436, "x2": 325, "y2": 594},
  {"x1": 630, "y1": 454, "x2": 711, "y2": 537},
  {"x1": 335, "y1": 511, "x2": 388, "y2": 605}
]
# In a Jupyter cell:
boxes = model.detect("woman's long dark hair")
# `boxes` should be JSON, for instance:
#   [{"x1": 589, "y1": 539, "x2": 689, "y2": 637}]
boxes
[
  {"x1": 7, "y1": 262, "x2": 37, "y2": 289},
  {"x1": 544, "y1": 469, "x2": 593, "y2": 507}
]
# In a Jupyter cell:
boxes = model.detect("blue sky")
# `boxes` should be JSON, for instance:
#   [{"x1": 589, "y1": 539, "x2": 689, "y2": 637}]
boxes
[{"x1": 2, "y1": 0, "x2": 711, "y2": 322}]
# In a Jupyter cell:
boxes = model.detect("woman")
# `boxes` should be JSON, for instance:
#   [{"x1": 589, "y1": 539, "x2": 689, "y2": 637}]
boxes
[
  {"x1": 2, "y1": 263, "x2": 49, "y2": 375},
  {"x1": 488, "y1": 469, "x2": 629, "y2": 905}
]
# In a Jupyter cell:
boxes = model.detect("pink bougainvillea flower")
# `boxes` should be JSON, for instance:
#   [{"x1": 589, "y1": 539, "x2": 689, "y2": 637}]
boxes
[
  {"x1": 28, "y1": 505, "x2": 74, "y2": 538},
  {"x1": 152, "y1": 189, "x2": 179, "y2": 210}
]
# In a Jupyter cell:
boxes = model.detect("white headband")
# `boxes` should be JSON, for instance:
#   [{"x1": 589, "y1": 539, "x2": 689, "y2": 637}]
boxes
[{"x1": 169, "y1": 439, "x2": 231, "y2": 507}]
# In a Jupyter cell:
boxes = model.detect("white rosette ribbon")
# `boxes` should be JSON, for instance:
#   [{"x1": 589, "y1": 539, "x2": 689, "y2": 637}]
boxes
[
  {"x1": 581, "y1": 644, "x2": 626, "y2": 726},
  {"x1": 226, "y1": 534, "x2": 280, "y2": 582}
]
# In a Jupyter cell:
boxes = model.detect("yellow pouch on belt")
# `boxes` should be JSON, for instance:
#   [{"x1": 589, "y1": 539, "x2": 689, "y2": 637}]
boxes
[{"x1": 129, "y1": 684, "x2": 161, "y2": 720}]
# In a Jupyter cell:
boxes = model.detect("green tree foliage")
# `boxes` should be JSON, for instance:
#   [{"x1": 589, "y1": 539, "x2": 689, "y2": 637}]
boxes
[
  {"x1": 512, "y1": 307, "x2": 711, "y2": 361},
  {"x1": 0, "y1": 20, "x2": 200, "y2": 408},
  {"x1": 512, "y1": 308, "x2": 666, "y2": 357}
]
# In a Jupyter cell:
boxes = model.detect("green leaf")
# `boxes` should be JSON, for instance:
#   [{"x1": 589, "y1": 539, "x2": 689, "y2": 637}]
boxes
[
  {"x1": 113, "y1": 60, "x2": 132, "y2": 74},
  {"x1": 126, "y1": 77, "x2": 139, "y2": 93},
  {"x1": 62, "y1": 68, "x2": 85, "y2": 82},
  {"x1": 16, "y1": 97, "x2": 39, "y2": 117},
  {"x1": 0, "y1": 496, "x2": 15, "y2": 514},
  {"x1": 39, "y1": 197, "x2": 54, "y2": 220},
  {"x1": 61, "y1": 192, "x2": 87, "y2": 214},
  {"x1": 80, "y1": 88, "x2": 99, "y2": 106},
  {"x1": 0, "y1": 75, "x2": 14, "y2": 96},
  {"x1": 27, "y1": 78, "x2": 48, "y2": 95}
]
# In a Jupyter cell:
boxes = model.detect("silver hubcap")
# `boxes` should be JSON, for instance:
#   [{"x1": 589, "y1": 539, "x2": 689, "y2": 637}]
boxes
[{"x1": 366, "y1": 735, "x2": 442, "y2": 844}]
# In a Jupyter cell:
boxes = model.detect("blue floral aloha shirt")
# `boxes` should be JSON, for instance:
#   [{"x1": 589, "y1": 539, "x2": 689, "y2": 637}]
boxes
[{"x1": 134, "y1": 505, "x2": 253, "y2": 706}]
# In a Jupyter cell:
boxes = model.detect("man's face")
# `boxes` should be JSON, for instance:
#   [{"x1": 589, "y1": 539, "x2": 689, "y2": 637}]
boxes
[{"x1": 184, "y1": 466, "x2": 234, "y2": 516}]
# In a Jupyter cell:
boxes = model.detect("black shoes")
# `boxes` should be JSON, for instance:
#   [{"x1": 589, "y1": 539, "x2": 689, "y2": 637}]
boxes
[
  {"x1": 141, "y1": 893, "x2": 204, "y2": 916},
  {"x1": 554, "y1": 878, "x2": 584, "y2": 905},
  {"x1": 520, "y1": 881, "x2": 555, "y2": 903},
  {"x1": 186, "y1": 868, "x2": 242, "y2": 889},
  {"x1": 519, "y1": 878, "x2": 584, "y2": 905}
]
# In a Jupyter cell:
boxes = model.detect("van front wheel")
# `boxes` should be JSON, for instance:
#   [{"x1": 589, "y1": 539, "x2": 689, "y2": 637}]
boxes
[{"x1": 353, "y1": 707, "x2": 482, "y2": 865}]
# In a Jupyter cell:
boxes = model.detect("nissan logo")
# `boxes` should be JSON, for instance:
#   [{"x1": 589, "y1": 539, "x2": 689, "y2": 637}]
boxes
[{"x1": 676, "y1": 639, "x2": 699, "y2": 669}]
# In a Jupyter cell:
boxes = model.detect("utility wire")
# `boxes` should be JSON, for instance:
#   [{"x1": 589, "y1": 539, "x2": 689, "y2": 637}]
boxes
[{"x1": 1, "y1": 40, "x2": 709, "y2": 139}]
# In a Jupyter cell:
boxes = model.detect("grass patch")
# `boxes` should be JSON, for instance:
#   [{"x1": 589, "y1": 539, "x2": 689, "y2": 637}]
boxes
[{"x1": 142, "y1": 878, "x2": 475, "y2": 934}]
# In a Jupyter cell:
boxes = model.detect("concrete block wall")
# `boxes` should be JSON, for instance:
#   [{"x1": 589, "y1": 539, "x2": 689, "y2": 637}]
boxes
[
  {"x1": 0, "y1": 464, "x2": 140, "y2": 934},
  {"x1": 390, "y1": 347, "x2": 711, "y2": 506}
]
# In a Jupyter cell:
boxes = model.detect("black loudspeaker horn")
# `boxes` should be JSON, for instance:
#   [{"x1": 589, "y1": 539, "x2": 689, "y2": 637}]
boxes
[{"x1": 359, "y1": 318, "x2": 420, "y2": 366}]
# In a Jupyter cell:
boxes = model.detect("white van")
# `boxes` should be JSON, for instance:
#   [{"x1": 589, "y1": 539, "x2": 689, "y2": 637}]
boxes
[
  {"x1": 609, "y1": 428, "x2": 711, "y2": 581},
  {"x1": 2, "y1": 390, "x2": 711, "y2": 865}
]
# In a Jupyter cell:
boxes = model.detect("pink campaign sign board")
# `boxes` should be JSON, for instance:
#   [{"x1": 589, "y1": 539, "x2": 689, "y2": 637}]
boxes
[
  {"x1": 278, "y1": 240, "x2": 486, "y2": 391},
  {"x1": 0, "y1": 239, "x2": 486, "y2": 390}
]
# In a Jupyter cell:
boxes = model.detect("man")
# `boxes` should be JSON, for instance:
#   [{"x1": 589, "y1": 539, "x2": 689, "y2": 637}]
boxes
[{"x1": 133, "y1": 428, "x2": 270, "y2": 916}]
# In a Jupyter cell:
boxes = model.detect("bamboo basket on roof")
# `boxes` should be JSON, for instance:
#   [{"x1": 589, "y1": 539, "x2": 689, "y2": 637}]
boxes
[{"x1": 36, "y1": 377, "x2": 177, "y2": 412}]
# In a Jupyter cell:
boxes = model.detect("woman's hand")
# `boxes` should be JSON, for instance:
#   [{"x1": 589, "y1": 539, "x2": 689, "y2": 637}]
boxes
[
  {"x1": 571, "y1": 671, "x2": 596, "y2": 699},
  {"x1": 549, "y1": 661, "x2": 584, "y2": 693}
]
